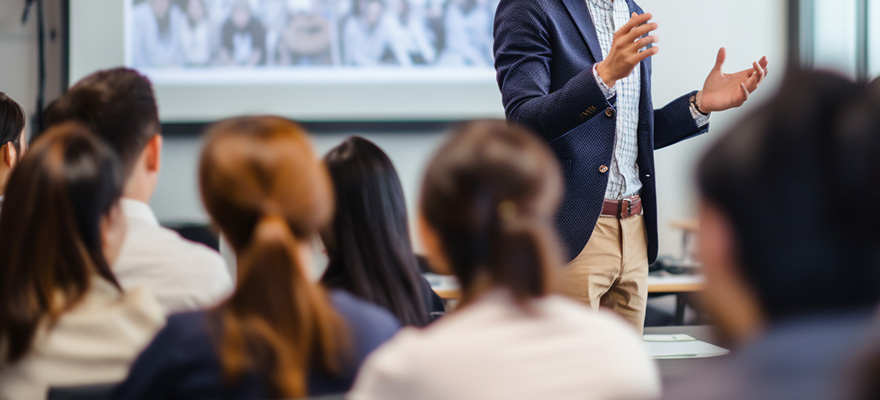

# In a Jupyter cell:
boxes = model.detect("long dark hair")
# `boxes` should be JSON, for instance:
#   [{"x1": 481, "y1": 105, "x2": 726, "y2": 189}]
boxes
[
  {"x1": 0, "y1": 123, "x2": 124, "y2": 365},
  {"x1": 321, "y1": 136, "x2": 429, "y2": 327},
  {"x1": 0, "y1": 91, "x2": 25, "y2": 153},
  {"x1": 419, "y1": 120, "x2": 563, "y2": 305},
  {"x1": 199, "y1": 116, "x2": 348, "y2": 398}
]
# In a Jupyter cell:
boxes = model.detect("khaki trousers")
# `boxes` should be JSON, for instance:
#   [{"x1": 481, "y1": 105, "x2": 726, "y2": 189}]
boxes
[{"x1": 564, "y1": 215, "x2": 649, "y2": 333}]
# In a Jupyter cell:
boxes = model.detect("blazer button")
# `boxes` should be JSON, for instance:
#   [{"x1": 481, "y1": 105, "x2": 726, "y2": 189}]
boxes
[
  {"x1": 599, "y1": 165, "x2": 609, "y2": 174},
  {"x1": 605, "y1": 108, "x2": 615, "y2": 118}
]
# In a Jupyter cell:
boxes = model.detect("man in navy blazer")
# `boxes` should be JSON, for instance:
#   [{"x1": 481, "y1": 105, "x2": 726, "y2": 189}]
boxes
[{"x1": 493, "y1": 0, "x2": 768, "y2": 329}]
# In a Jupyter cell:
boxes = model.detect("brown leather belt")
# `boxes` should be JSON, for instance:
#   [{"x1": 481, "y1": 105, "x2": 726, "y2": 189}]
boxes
[{"x1": 601, "y1": 195, "x2": 642, "y2": 219}]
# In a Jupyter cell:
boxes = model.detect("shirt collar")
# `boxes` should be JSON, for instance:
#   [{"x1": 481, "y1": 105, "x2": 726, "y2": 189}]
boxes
[
  {"x1": 120, "y1": 198, "x2": 159, "y2": 227},
  {"x1": 588, "y1": 0, "x2": 614, "y2": 11}
]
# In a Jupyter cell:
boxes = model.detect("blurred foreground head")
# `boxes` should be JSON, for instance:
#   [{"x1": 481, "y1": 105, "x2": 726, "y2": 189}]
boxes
[
  {"x1": 0, "y1": 92, "x2": 27, "y2": 194},
  {"x1": 419, "y1": 119, "x2": 563, "y2": 305},
  {"x1": 0, "y1": 123, "x2": 125, "y2": 363},
  {"x1": 199, "y1": 116, "x2": 345, "y2": 398},
  {"x1": 697, "y1": 70, "x2": 880, "y2": 341}
]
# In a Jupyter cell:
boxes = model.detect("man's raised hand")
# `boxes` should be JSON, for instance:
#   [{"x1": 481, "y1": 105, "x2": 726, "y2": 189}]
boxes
[{"x1": 596, "y1": 12, "x2": 659, "y2": 87}]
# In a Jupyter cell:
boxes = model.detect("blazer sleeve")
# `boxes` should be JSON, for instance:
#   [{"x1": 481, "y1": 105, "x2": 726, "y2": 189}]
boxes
[
  {"x1": 493, "y1": 0, "x2": 612, "y2": 142},
  {"x1": 653, "y1": 91, "x2": 709, "y2": 150}
]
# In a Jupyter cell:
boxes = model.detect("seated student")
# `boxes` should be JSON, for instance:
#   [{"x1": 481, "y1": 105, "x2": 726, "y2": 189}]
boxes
[
  {"x1": 0, "y1": 92, "x2": 27, "y2": 207},
  {"x1": 662, "y1": 71, "x2": 880, "y2": 400},
  {"x1": 350, "y1": 120, "x2": 659, "y2": 400},
  {"x1": 45, "y1": 68, "x2": 232, "y2": 314},
  {"x1": 0, "y1": 124, "x2": 164, "y2": 399},
  {"x1": 113, "y1": 117, "x2": 401, "y2": 399},
  {"x1": 321, "y1": 136, "x2": 444, "y2": 327}
]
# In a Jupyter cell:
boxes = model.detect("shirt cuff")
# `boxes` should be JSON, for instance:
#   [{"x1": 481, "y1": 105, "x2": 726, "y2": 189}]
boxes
[
  {"x1": 593, "y1": 64, "x2": 616, "y2": 100},
  {"x1": 689, "y1": 100, "x2": 710, "y2": 127}
]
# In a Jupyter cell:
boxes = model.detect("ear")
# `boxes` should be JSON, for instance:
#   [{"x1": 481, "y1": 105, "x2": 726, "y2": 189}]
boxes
[
  {"x1": 417, "y1": 213, "x2": 452, "y2": 275},
  {"x1": 1, "y1": 143, "x2": 17, "y2": 169},
  {"x1": 144, "y1": 134, "x2": 162, "y2": 174}
]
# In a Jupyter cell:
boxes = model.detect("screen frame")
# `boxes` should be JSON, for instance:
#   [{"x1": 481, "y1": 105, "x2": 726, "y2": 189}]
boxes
[{"x1": 64, "y1": 0, "x2": 505, "y2": 134}]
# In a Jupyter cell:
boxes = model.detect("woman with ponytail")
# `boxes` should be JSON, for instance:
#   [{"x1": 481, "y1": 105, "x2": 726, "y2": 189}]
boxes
[
  {"x1": 350, "y1": 120, "x2": 659, "y2": 400},
  {"x1": 115, "y1": 117, "x2": 400, "y2": 399}
]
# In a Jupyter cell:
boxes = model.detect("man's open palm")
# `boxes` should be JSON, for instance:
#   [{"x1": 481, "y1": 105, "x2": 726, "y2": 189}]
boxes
[{"x1": 700, "y1": 48, "x2": 768, "y2": 113}]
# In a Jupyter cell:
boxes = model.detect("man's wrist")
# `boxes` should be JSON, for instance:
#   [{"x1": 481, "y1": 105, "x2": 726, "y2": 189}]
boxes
[
  {"x1": 693, "y1": 91, "x2": 709, "y2": 115},
  {"x1": 596, "y1": 62, "x2": 617, "y2": 88}
]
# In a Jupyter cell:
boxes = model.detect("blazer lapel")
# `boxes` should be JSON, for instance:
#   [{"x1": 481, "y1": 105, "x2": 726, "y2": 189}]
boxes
[{"x1": 561, "y1": 0, "x2": 603, "y2": 62}]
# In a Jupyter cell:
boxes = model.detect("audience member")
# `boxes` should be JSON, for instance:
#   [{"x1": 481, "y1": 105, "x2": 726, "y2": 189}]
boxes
[
  {"x1": 44, "y1": 68, "x2": 232, "y2": 314},
  {"x1": 113, "y1": 117, "x2": 400, "y2": 399},
  {"x1": 179, "y1": 0, "x2": 213, "y2": 66},
  {"x1": 0, "y1": 124, "x2": 164, "y2": 398},
  {"x1": 342, "y1": 0, "x2": 412, "y2": 66},
  {"x1": 219, "y1": 0, "x2": 268, "y2": 66},
  {"x1": 132, "y1": 0, "x2": 185, "y2": 67},
  {"x1": 321, "y1": 136, "x2": 443, "y2": 327},
  {"x1": 350, "y1": 120, "x2": 659, "y2": 400},
  {"x1": 0, "y1": 92, "x2": 27, "y2": 207},
  {"x1": 662, "y1": 70, "x2": 880, "y2": 400}
]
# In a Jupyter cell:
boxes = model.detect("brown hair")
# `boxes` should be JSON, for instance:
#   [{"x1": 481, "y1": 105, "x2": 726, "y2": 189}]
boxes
[
  {"x1": 199, "y1": 116, "x2": 347, "y2": 398},
  {"x1": 44, "y1": 68, "x2": 160, "y2": 178},
  {"x1": 0, "y1": 123, "x2": 123, "y2": 364},
  {"x1": 419, "y1": 120, "x2": 564, "y2": 305}
]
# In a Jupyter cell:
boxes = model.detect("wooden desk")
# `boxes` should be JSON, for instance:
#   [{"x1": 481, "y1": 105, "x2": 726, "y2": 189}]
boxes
[{"x1": 428, "y1": 274, "x2": 705, "y2": 300}]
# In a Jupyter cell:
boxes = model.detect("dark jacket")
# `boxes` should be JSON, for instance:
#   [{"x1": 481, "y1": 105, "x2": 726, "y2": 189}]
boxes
[{"x1": 493, "y1": 0, "x2": 709, "y2": 262}]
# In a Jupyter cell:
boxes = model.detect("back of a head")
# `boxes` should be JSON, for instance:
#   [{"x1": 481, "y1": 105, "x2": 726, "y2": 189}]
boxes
[
  {"x1": 321, "y1": 136, "x2": 429, "y2": 327},
  {"x1": 198, "y1": 116, "x2": 345, "y2": 398},
  {"x1": 0, "y1": 92, "x2": 26, "y2": 152},
  {"x1": 0, "y1": 123, "x2": 123, "y2": 364},
  {"x1": 420, "y1": 120, "x2": 564, "y2": 304},
  {"x1": 44, "y1": 68, "x2": 159, "y2": 178},
  {"x1": 697, "y1": 70, "x2": 880, "y2": 321}
]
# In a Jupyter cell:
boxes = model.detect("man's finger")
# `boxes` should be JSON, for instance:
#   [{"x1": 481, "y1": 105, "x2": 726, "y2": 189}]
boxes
[
  {"x1": 740, "y1": 82, "x2": 750, "y2": 101},
  {"x1": 624, "y1": 22, "x2": 659, "y2": 43},
  {"x1": 618, "y1": 12, "x2": 653, "y2": 36},
  {"x1": 713, "y1": 47, "x2": 726, "y2": 72},
  {"x1": 630, "y1": 35, "x2": 659, "y2": 50},
  {"x1": 635, "y1": 46, "x2": 660, "y2": 63},
  {"x1": 753, "y1": 61, "x2": 766, "y2": 85},
  {"x1": 759, "y1": 56, "x2": 769, "y2": 77}
]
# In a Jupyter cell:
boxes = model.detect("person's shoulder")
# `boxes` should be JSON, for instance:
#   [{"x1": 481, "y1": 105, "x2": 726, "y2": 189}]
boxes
[
  {"x1": 329, "y1": 291, "x2": 401, "y2": 336},
  {"x1": 117, "y1": 286, "x2": 166, "y2": 326},
  {"x1": 156, "y1": 310, "x2": 216, "y2": 348},
  {"x1": 127, "y1": 225, "x2": 230, "y2": 276},
  {"x1": 347, "y1": 327, "x2": 427, "y2": 400}
]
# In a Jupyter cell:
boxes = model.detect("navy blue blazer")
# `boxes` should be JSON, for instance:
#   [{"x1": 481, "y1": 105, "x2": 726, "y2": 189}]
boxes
[{"x1": 493, "y1": 0, "x2": 709, "y2": 263}]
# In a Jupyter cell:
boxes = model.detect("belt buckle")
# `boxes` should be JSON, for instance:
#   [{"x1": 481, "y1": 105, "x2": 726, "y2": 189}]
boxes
[{"x1": 621, "y1": 197, "x2": 632, "y2": 218}]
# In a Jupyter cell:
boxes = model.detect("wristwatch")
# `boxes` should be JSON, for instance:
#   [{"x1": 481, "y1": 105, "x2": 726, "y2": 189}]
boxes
[{"x1": 690, "y1": 92, "x2": 709, "y2": 116}]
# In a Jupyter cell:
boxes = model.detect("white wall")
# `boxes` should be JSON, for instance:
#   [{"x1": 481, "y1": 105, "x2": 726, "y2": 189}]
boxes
[
  {"x1": 0, "y1": 3, "x2": 38, "y2": 129},
  {"x1": 2, "y1": 0, "x2": 788, "y2": 258}
]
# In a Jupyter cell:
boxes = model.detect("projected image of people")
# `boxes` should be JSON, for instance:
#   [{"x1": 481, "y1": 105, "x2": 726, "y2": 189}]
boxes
[{"x1": 128, "y1": 0, "x2": 496, "y2": 71}]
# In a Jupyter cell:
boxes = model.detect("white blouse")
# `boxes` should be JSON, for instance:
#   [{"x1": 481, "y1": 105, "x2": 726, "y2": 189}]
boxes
[
  {"x1": 0, "y1": 277, "x2": 164, "y2": 400},
  {"x1": 350, "y1": 289, "x2": 660, "y2": 400}
]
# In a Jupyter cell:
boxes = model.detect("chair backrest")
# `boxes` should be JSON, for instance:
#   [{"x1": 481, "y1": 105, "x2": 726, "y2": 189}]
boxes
[{"x1": 47, "y1": 383, "x2": 117, "y2": 400}]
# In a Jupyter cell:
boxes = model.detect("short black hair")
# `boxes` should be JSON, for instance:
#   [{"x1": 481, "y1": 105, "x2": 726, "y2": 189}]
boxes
[
  {"x1": 45, "y1": 68, "x2": 160, "y2": 178},
  {"x1": 697, "y1": 70, "x2": 880, "y2": 320},
  {"x1": 0, "y1": 92, "x2": 26, "y2": 153}
]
